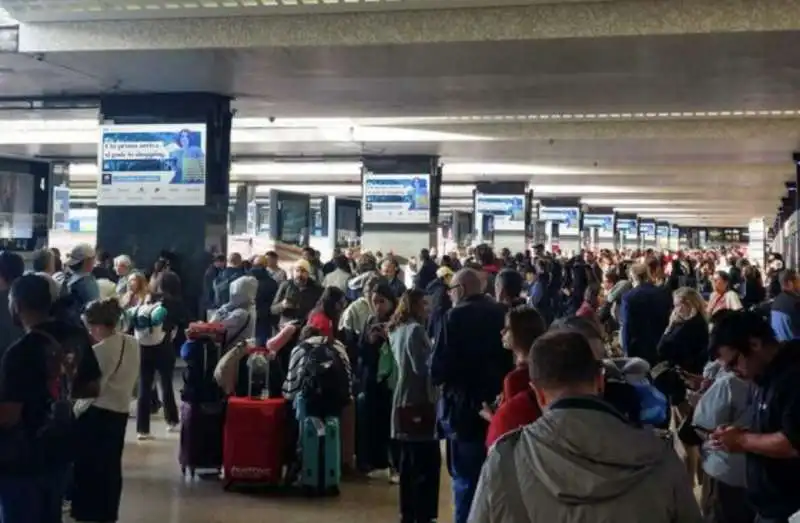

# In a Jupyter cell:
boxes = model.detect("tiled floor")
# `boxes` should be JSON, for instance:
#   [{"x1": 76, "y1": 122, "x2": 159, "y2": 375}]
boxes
[{"x1": 116, "y1": 419, "x2": 454, "y2": 523}]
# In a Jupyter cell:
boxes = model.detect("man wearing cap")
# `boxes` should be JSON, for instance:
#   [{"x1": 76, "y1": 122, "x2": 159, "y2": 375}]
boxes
[
  {"x1": 271, "y1": 258, "x2": 323, "y2": 328},
  {"x1": 0, "y1": 251, "x2": 25, "y2": 356},
  {"x1": 55, "y1": 244, "x2": 100, "y2": 320}
]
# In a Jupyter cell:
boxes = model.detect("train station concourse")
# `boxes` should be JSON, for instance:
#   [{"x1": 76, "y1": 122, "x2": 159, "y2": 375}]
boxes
[{"x1": 1, "y1": 1, "x2": 800, "y2": 523}]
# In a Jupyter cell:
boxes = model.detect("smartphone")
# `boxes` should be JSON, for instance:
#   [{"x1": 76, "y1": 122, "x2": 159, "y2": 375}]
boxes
[{"x1": 692, "y1": 425, "x2": 712, "y2": 439}]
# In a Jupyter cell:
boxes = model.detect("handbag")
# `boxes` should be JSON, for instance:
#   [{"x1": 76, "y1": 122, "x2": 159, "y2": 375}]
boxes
[{"x1": 396, "y1": 403, "x2": 436, "y2": 439}]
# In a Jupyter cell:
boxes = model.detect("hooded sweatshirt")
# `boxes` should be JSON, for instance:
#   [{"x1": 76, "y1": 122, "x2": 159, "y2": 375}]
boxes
[
  {"x1": 210, "y1": 275, "x2": 257, "y2": 348},
  {"x1": 469, "y1": 396, "x2": 702, "y2": 523}
]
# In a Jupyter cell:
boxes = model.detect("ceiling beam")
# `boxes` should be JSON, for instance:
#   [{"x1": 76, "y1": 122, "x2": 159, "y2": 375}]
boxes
[{"x1": 18, "y1": 0, "x2": 800, "y2": 52}]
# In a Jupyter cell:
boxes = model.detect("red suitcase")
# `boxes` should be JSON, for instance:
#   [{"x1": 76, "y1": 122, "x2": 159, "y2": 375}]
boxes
[{"x1": 222, "y1": 396, "x2": 288, "y2": 489}]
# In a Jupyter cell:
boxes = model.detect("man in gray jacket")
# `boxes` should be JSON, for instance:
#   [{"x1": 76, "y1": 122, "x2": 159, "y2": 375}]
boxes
[{"x1": 468, "y1": 330, "x2": 701, "y2": 523}]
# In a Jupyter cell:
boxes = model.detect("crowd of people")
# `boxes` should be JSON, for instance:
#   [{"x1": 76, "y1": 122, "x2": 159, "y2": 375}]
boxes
[{"x1": 0, "y1": 240, "x2": 797, "y2": 523}]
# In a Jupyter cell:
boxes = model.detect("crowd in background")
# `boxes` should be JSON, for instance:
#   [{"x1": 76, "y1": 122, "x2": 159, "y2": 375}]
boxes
[{"x1": 0, "y1": 240, "x2": 797, "y2": 523}]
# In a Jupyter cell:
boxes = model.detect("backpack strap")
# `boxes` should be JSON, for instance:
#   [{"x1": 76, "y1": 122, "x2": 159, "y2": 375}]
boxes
[
  {"x1": 230, "y1": 313, "x2": 251, "y2": 347},
  {"x1": 31, "y1": 329, "x2": 70, "y2": 401}
]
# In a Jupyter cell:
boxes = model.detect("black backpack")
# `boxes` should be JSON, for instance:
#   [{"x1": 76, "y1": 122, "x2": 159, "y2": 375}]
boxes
[{"x1": 300, "y1": 340, "x2": 350, "y2": 419}]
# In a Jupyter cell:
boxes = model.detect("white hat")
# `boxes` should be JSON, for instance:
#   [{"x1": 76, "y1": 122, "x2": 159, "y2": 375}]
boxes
[{"x1": 66, "y1": 243, "x2": 96, "y2": 267}]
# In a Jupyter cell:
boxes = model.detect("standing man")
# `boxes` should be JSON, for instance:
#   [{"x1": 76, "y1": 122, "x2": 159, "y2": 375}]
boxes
[
  {"x1": 710, "y1": 311, "x2": 800, "y2": 523},
  {"x1": 0, "y1": 251, "x2": 25, "y2": 356},
  {"x1": 113, "y1": 254, "x2": 134, "y2": 295},
  {"x1": 431, "y1": 269, "x2": 506, "y2": 523},
  {"x1": 770, "y1": 269, "x2": 800, "y2": 342}
]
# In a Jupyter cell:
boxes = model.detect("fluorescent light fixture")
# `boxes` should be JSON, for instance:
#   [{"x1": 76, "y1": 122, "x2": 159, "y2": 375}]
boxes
[
  {"x1": 251, "y1": 184, "x2": 477, "y2": 198},
  {"x1": 536, "y1": 185, "x2": 648, "y2": 195},
  {"x1": 582, "y1": 198, "x2": 683, "y2": 206},
  {"x1": 446, "y1": 163, "x2": 585, "y2": 176},
  {"x1": 0, "y1": 120, "x2": 490, "y2": 145},
  {"x1": 233, "y1": 162, "x2": 361, "y2": 176}
]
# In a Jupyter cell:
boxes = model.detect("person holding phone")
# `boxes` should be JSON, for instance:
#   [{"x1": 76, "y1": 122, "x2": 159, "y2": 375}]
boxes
[
  {"x1": 356, "y1": 283, "x2": 398, "y2": 479},
  {"x1": 691, "y1": 358, "x2": 756, "y2": 523}
]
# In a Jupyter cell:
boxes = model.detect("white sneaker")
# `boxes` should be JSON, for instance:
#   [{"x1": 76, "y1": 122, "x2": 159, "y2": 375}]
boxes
[
  {"x1": 366, "y1": 468, "x2": 390, "y2": 481},
  {"x1": 137, "y1": 433, "x2": 154, "y2": 441},
  {"x1": 61, "y1": 500, "x2": 71, "y2": 514},
  {"x1": 389, "y1": 472, "x2": 400, "y2": 485},
  {"x1": 166, "y1": 423, "x2": 180, "y2": 434}
]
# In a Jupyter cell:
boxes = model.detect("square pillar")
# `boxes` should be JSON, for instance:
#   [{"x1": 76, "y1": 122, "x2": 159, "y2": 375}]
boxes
[{"x1": 96, "y1": 93, "x2": 232, "y2": 316}]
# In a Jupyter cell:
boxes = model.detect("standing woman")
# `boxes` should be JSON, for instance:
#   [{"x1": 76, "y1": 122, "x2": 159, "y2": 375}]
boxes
[
  {"x1": 356, "y1": 282, "x2": 399, "y2": 477},
  {"x1": 119, "y1": 272, "x2": 148, "y2": 309},
  {"x1": 707, "y1": 271, "x2": 743, "y2": 317},
  {"x1": 388, "y1": 289, "x2": 440, "y2": 523},
  {"x1": 72, "y1": 298, "x2": 140, "y2": 523}
]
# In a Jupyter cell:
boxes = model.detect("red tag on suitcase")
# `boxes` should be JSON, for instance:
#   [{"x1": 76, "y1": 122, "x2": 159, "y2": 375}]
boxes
[
  {"x1": 186, "y1": 322, "x2": 226, "y2": 343},
  {"x1": 222, "y1": 396, "x2": 288, "y2": 489}
]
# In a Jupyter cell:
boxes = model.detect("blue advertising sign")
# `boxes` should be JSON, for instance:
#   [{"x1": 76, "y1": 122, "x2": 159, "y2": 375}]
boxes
[
  {"x1": 657, "y1": 223, "x2": 670, "y2": 243},
  {"x1": 583, "y1": 213, "x2": 614, "y2": 237},
  {"x1": 99, "y1": 123, "x2": 207, "y2": 206},
  {"x1": 52, "y1": 186, "x2": 70, "y2": 231},
  {"x1": 362, "y1": 173, "x2": 430, "y2": 224},
  {"x1": 474, "y1": 194, "x2": 525, "y2": 231},
  {"x1": 639, "y1": 221, "x2": 656, "y2": 242},
  {"x1": 616, "y1": 218, "x2": 637, "y2": 232},
  {"x1": 539, "y1": 206, "x2": 580, "y2": 235}
]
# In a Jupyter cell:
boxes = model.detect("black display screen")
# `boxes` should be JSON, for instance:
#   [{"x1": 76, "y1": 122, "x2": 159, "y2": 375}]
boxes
[{"x1": 0, "y1": 161, "x2": 49, "y2": 252}]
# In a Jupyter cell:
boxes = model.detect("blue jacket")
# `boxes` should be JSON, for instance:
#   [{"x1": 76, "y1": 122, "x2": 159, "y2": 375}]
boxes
[
  {"x1": 770, "y1": 291, "x2": 800, "y2": 342},
  {"x1": 430, "y1": 294, "x2": 506, "y2": 441},
  {"x1": 620, "y1": 283, "x2": 672, "y2": 365}
]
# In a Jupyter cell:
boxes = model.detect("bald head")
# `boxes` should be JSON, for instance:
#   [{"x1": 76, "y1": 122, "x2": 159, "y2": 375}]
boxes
[{"x1": 452, "y1": 268, "x2": 483, "y2": 301}]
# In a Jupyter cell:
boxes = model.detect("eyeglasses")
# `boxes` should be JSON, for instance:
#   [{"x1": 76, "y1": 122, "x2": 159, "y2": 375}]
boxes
[{"x1": 448, "y1": 283, "x2": 462, "y2": 291}]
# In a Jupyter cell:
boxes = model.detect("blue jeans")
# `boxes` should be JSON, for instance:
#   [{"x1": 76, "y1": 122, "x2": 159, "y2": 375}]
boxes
[
  {"x1": 446, "y1": 439, "x2": 486, "y2": 523},
  {"x1": 0, "y1": 468, "x2": 66, "y2": 523}
]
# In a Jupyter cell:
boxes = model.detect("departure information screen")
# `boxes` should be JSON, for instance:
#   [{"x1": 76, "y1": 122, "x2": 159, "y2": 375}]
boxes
[{"x1": 362, "y1": 173, "x2": 430, "y2": 224}]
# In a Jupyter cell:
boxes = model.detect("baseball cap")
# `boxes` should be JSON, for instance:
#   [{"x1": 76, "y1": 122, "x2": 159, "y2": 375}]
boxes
[
  {"x1": 66, "y1": 243, "x2": 96, "y2": 267},
  {"x1": 294, "y1": 259, "x2": 312, "y2": 273},
  {"x1": 0, "y1": 251, "x2": 25, "y2": 285},
  {"x1": 436, "y1": 266, "x2": 454, "y2": 280}
]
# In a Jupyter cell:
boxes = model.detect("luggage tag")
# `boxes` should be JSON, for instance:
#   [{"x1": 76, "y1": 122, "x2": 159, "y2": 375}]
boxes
[{"x1": 312, "y1": 417, "x2": 326, "y2": 437}]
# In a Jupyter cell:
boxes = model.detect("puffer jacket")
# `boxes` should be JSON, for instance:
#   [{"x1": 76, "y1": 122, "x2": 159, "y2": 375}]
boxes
[{"x1": 468, "y1": 396, "x2": 701, "y2": 523}]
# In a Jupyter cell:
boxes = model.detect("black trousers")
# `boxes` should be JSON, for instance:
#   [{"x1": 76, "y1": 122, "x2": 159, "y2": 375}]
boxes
[
  {"x1": 137, "y1": 342, "x2": 179, "y2": 433},
  {"x1": 71, "y1": 406, "x2": 129, "y2": 523},
  {"x1": 700, "y1": 474, "x2": 755, "y2": 523},
  {"x1": 398, "y1": 440, "x2": 441, "y2": 523}
]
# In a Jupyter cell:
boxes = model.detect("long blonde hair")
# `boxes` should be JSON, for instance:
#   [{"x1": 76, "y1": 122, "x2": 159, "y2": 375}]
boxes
[
  {"x1": 671, "y1": 287, "x2": 707, "y2": 323},
  {"x1": 121, "y1": 272, "x2": 149, "y2": 308}
]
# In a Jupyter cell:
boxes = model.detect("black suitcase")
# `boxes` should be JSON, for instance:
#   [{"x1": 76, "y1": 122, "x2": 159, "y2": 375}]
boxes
[{"x1": 179, "y1": 400, "x2": 225, "y2": 478}]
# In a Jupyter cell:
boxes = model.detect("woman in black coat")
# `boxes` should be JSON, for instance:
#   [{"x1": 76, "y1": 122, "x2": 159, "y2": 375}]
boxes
[{"x1": 657, "y1": 287, "x2": 709, "y2": 375}]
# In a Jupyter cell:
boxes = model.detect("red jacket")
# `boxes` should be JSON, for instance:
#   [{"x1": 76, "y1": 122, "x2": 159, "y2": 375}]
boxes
[{"x1": 486, "y1": 389, "x2": 542, "y2": 448}]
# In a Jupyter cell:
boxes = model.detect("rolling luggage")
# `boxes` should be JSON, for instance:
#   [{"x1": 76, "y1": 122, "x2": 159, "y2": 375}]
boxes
[
  {"x1": 300, "y1": 416, "x2": 341, "y2": 496},
  {"x1": 179, "y1": 400, "x2": 225, "y2": 478},
  {"x1": 222, "y1": 350, "x2": 288, "y2": 490},
  {"x1": 181, "y1": 323, "x2": 226, "y2": 403}
]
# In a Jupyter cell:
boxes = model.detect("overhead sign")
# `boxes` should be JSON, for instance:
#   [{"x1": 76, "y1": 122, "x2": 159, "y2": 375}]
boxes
[
  {"x1": 583, "y1": 213, "x2": 614, "y2": 238},
  {"x1": 474, "y1": 194, "x2": 525, "y2": 231},
  {"x1": 362, "y1": 173, "x2": 430, "y2": 224},
  {"x1": 639, "y1": 221, "x2": 656, "y2": 242},
  {"x1": 98, "y1": 123, "x2": 207, "y2": 206},
  {"x1": 539, "y1": 206, "x2": 580, "y2": 235}
]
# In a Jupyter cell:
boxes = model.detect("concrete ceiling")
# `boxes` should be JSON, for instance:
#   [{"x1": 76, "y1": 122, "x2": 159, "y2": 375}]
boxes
[{"x1": 0, "y1": 0, "x2": 797, "y2": 228}]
